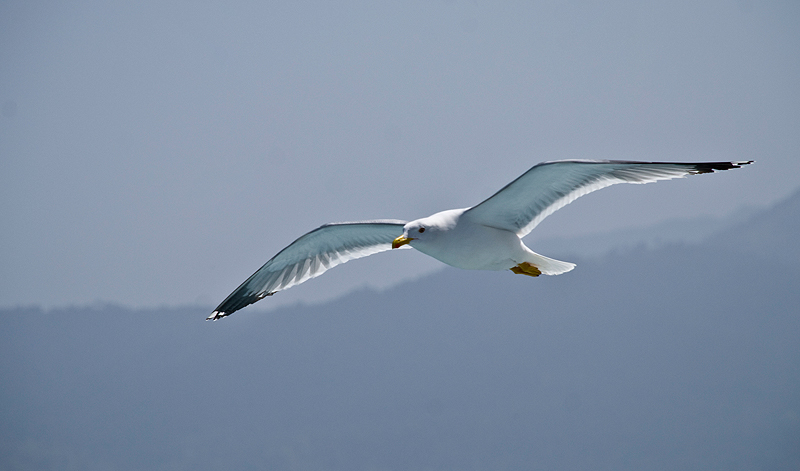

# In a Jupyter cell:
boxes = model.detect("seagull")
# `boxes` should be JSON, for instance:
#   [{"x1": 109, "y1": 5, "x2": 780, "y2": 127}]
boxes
[{"x1": 208, "y1": 159, "x2": 752, "y2": 320}]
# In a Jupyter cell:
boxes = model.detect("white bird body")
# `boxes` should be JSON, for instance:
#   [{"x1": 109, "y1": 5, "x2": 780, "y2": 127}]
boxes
[
  {"x1": 410, "y1": 208, "x2": 523, "y2": 271},
  {"x1": 405, "y1": 208, "x2": 574, "y2": 274},
  {"x1": 208, "y1": 159, "x2": 752, "y2": 320}
]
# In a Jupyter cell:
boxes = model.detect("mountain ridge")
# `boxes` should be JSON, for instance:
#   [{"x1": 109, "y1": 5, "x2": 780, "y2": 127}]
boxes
[{"x1": 1, "y1": 188, "x2": 798, "y2": 470}]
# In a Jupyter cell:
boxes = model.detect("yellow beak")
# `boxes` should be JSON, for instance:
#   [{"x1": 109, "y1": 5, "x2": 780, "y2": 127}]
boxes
[{"x1": 392, "y1": 235, "x2": 414, "y2": 249}]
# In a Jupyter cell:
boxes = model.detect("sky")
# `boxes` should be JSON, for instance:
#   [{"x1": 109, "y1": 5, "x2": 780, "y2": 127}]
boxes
[{"x1": 1, "y1": 0, "x2": 799, "y2": 310}]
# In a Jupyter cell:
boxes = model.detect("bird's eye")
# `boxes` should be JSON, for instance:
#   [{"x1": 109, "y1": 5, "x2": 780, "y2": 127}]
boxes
[{"x1": 418, "y1": 227, "x2": 425, "y2": 233}]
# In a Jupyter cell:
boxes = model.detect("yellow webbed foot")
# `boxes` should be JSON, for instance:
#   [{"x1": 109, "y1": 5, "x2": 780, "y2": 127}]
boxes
[{"x1": 510, "y1": 262, "x2": 542, "y2": 277}]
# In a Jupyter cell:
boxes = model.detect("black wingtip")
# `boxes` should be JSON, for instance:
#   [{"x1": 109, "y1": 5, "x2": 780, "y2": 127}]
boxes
[
  {"x1": 206, "y1": 291, "x2": 276, "y2": 321},
  {"x1": 206, "y1": 310, "x2": 228, "y2": 321},
  {"x1": 690, "y1": 160, "x2": 753, "y2": 174}
]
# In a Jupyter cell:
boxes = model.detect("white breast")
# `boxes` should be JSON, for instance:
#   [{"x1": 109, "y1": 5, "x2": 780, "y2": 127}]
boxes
[{"x1": 412, "y1": 214, "x2": 525, "y2": 271}]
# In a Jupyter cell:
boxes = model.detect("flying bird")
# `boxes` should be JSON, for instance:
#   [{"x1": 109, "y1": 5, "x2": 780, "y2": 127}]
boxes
[{"x1": 208, "y1": 159, "x2": 751, "y2": 320}]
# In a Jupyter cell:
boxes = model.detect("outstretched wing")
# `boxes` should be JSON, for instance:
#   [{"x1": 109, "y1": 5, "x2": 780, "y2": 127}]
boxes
[
  {"x1": 464, "y1": 160, "x2": 752, "y2": 237},
  {"x1": 208, "y1": 220, "x2": 407, "y2": 320}
]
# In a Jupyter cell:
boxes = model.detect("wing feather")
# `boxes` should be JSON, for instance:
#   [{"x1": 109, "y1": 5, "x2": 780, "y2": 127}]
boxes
[
  {"x1": 208, "y1": 220, "x2": 407, "y2": 320},
  {"x1": 464, "y1": 160, "x2": 752, "y2": 237}
]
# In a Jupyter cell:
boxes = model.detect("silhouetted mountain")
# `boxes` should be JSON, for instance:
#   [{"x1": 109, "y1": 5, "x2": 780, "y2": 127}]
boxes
[
  {"x1": 710, "y1": 187, "x2": 800, "y2": 264},
  {"x1": 2, "y1": 191, "x2": 799, "y2": 470},
  {"x1": 533, "y1": 204, "x2": 761, "y2": 260}
]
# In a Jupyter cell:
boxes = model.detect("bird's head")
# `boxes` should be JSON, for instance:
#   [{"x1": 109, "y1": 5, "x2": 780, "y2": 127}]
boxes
[
  {"x1": 392, "y1": 220, "x2": 430, "y2": 249},
  {"x1": 392, "y1": 209, "x2": 463, "y2": 249}
]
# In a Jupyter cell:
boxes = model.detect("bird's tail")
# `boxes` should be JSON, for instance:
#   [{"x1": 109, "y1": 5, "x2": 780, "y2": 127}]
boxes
[{"x1": 525, "y1": 251, "x2": 576, "y2": 275}]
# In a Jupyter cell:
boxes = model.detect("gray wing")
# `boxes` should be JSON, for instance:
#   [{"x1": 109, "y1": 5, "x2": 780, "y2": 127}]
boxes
[
  {"x1": 464, "y1": 160, "x2": 752, "y2": 238},
  {"x1": 208, "y1": 220, "x2": 407, "y2": 320}
]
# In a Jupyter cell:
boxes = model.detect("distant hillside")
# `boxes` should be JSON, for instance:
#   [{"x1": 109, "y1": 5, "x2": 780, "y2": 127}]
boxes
[
  {"x1": 2, "y1": 191, "x2": 799, "y2": 471},
  {"x1": 532, "y1": 203, "x2": 760, "y2": 260},
  {"x1": 710, "y1": 187, "x2": 800, "y2": 264}
]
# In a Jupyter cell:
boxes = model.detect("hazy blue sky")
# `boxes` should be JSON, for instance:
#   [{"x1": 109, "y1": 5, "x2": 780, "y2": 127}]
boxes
[{"x1": 1, "y1": 1, "x2": 798, "y2": 309}]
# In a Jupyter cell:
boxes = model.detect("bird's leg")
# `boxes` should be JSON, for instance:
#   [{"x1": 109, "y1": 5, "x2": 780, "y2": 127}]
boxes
[{"x1": 510, "y1": 262, "x2": 542, "y2": 277}]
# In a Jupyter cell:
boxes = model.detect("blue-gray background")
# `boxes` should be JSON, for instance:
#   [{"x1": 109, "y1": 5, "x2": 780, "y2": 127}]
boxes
[
  {"x1": 2, "y1": 2, "x2": 799, "y2": 469},
  {"x1": 2, "y1": 191, "x2": 799, "y2": 469},
  {"x1": 1, "y1": 0, "x2": 798, "y2": 310}
]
